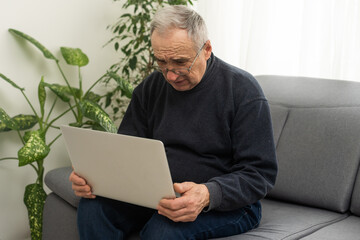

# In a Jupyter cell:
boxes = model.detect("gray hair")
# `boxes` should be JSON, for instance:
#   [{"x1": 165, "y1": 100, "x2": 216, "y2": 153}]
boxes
[{"x1": 150, "y1": 5, "x2": 208, "y2": 50}]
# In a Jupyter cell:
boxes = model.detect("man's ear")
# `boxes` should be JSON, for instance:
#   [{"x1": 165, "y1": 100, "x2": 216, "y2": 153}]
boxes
[{"x1": 204, "y1": 40, "x2": 212, "y2": 60}]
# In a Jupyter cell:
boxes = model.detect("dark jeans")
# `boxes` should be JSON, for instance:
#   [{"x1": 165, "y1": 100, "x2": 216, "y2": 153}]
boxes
[{"x1": 77, "y1": 197, "x2": 261, "y2": 240}]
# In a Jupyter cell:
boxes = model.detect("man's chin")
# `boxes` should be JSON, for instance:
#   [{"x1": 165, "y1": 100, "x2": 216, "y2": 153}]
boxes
[
  {"x1": 172, "y1": 84, "x2": 192, "y2": 91},
  {"x1": 170, "y1": 81, "x2": 196, "y2": 91}
]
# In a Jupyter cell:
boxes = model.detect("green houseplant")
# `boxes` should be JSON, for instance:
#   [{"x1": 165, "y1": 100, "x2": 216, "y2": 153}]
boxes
[
  {"x1": 102, "y1": 0, "x2": 194, "y2": 121},
  {"x1": 0, "y1": 29, "x2": 117, "y2": 240}
]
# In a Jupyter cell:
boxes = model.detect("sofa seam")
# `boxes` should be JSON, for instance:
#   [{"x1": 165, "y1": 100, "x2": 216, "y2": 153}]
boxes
[
  {"x1": 268, "y1": 101, "x2": 360, "y2": 109},
  {"x1": 281, "y1": 213, "x2": 350, "y2": 240},
  {"x1": 274, "y1": 108, "x2": 290, "y2": 151},
  {"x1": 348, "y1": 151, "x2": 360, "y2": 215}
]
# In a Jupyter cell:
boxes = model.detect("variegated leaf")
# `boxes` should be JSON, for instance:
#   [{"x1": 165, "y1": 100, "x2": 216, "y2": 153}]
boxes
[
  {"x1": 8, "y1": 29, "x2": 58, "y2": 61},
  {"x1": 1, "y1": 115, "x2": 38, "y2": 132},
  {"x1": 38, "y1": 77, "x2": 46, "y2": 116},
  {"x1": 24, "y1": 183, "x2": 47, "y2": 240},
  {"x1": 0, "y1": 107, "x2": 19, "y2": 131},
  {"x1": 12, "y1": 114, "x2": 38, "y2": 131},
  {"x1": 23, "y1": 131, "x2": 32, "y2": 143},
  {"x1": 18, "y1": 131, "x2": 50, "y2": 166},
  {"x1": 44, "y1": 83, "x2": 82, "y2": 102},
  {"x1": 107, "y1": 72, "x2": 133, "y2": 98},
  {"x1": 60, "y1": 47, "x2": 89, "y2": 67},
  {"x1": 0, "y1": 121, "x2": 7, "y2": 132},
  {"x1": 0, "y1": 73, "x2": 24, "y2": 90},
  {"x1": 79, "y1": 100, "x2": 117, "y2": 133},
  {"x1": 84, "y1": 91, "x2": 101, "y2": 103},
  {"x1": 83, "y1": 120, "x2": 106, "y2": 131}
]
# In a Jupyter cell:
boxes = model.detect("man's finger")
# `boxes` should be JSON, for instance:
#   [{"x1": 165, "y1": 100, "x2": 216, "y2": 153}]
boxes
[
  {"x1": 74, "y1": 191, "x2": 96, "y2": 199},
  {"x1": 69, "y1": 171, "x2": 87, "y2": 185},
  {"x1": 72, "y1": 183, "x2": 91, "y2": 192},
  {"x1": 158, "y1": 204, "x2": 198, "y2": 222},
  {"x1": 174, "y1": 182, "x2": 192, "y2": 195},
  {"x1": 159, "y1": 197, "x2": 187, "y2": 211}
]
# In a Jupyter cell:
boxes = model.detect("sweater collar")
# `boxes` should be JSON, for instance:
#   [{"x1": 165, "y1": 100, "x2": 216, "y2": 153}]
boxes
[{"x1": 189, "y1": 52, "x2": 215, "y2": 92}]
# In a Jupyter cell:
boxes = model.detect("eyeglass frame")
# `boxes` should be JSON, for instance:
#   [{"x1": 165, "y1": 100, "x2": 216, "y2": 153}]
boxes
[{"x1": 153, "y1": 42, "x2": 207, "y2": 76}]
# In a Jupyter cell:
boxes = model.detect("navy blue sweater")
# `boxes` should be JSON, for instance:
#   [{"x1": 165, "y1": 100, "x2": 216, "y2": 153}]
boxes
[{"x1": 118, "y1": 53, "x2": 277, "y2": 211}]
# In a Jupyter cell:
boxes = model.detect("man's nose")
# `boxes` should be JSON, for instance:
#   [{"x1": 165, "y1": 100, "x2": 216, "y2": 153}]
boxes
[{"x1": 166, "y1": 70, "x2": 179, "y2": 81}]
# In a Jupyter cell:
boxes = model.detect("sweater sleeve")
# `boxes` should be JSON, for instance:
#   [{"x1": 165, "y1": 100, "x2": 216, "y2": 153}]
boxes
[{"x1": 205, "y1": 99, "x2": 277, "y2": 211}]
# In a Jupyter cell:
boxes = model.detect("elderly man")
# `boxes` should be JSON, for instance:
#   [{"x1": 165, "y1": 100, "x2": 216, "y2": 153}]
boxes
[{"x1": 70, "y1": 5, "x2": 277, "y2": 240}]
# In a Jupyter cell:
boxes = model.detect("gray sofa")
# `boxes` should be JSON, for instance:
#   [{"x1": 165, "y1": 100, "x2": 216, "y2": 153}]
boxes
[{"x1": 42, "y1": 75, "x2": 360, "y2": 240}]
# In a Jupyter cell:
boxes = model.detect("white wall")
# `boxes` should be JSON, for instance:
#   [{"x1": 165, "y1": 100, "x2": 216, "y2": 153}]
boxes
[
  {"x1": 194, "y1": 0, "x2": 360, "y2": 82},
  {"x1": 0, "y1": 1, "x2": 124, "y2": 239}
]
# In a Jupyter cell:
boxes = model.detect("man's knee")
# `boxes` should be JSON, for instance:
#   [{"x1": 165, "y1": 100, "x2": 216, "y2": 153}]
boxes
[{"x1": 77, "y1": 197, "x2": 106, "y2": 227}]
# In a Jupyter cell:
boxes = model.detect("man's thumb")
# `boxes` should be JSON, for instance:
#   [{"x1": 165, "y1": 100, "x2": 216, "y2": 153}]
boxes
[{"x1": 174, "y1": 182, "x2": 191, "y2": 194}]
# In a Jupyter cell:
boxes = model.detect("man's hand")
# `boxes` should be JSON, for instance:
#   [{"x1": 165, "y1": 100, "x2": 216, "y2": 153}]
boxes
[
  {"x1": 157, "y1": 182, "x2": 210, "y2": 222},
  {"x1": 69, "y1": 170, "x2": 96, "y2": 199}
]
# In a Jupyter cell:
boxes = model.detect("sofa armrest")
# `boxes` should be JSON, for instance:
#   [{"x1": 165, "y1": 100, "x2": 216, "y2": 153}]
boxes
[{"x1": 45, "y1": 166, "x2": 80, "y2": 208}]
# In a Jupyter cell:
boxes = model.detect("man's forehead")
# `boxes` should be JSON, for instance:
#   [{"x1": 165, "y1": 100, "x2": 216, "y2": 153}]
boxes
[
  {"x1": 151, "y1": 28, "x2": 196, "y2": 58},
  {"x1": 153, "y1": 51, "x2": 191, "y2": 61},
  {"x1": 152, "y1": 42, "x2": 196, "y2": 60}
]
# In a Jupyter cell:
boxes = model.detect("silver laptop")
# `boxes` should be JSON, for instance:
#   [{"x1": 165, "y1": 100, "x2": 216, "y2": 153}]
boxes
[{"x1": 60, "y1": 125, "x2": 176, "y2": 209}]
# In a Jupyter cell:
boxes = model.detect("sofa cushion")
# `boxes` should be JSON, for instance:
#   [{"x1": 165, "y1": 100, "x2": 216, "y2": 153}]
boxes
[
  {"x1": 43, "y1": 193, "x2": 141, "y2": 240},
  {"x1": 350, "y1": 168, "x2": 360, "y2": 216},
  {"x1": 43, "y1": 193, "x2": 79, "y2": 240},
  {"x1": 256, "y1": 75, "x2": 360, "y2": 107},
  {"x1": 300, "y1": 216, "x2": 360, "y2": 240},
  {"x1": 45, "y1": 166, "x2": 80, "y2": 208},
  {"x1": 267, "y1": 107, "x2": 360, "y2": 213},
  {"x1": 216, "y1": 199, "x2": 349, "y2": 240}
]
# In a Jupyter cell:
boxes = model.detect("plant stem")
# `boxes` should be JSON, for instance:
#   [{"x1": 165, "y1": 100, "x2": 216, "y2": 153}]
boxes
[
  {"x1": 85, "y1": 73, "x2": 107, "y2": 98},
  {"x1": 20, "y1": 90, "x2": 39, "y2": 119},
  {"x1": 55, "y1": 61, "x2": 80, "y2": 120},
  {"x1": 29, "y1": 162, "x2": 39, "y2": 173},
  {"x1": 0, "y1": 157, "x2": 18, "y2": 161},
  {"x1": 44, "y1": 105, "x2": 75, "y2": 133},
  {"x1": 36, "y1": 159, "x2": 44, "y2": 187},
  {"x1": 77, "y1": 67, "x2": 83, "y2": 124},
  {"x1": 45, "y1": 97, "x2": 58, "y2": 125},
  {"x1": 55, "y1": 62, "x2": 76, "y2": 99},
  {"x1": 68, "y1": 102, "x2": 78, "y2": 120},
  {"x1": 47, "y1": 125, "x2": 60, "y2": 130},
  {"x1": 17, "y1": 130, "x2": 25, "y2": 145},
  {"x1": 48, "y1": 133, "x2": 62, "y2": 147},
  {"x1": 78, "y1": 67, "x2": 82, "y2": 100}
]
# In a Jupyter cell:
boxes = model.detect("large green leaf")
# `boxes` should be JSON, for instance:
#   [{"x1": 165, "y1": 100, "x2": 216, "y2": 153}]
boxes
[
  {"x1": 82, "y1": 120, "x2": 106, "y2": 131},
  {"x1": 0, "y1": 113, "x2": 36, "y2": 132},
  {"x1": 0, "y1": 73, "x2": 24, "y2": 90},
  {"x1": 8, "y1": 28, "x2": 58, "y2": 62},
  {"x1": 18, "y1": 131, "x2": 50, "y2": 167},
  {"x1": 60, "y1": 47, "x2": 89, "y2": 67},
  {"x1": 0, "y1": 107, "x2": 19, "y2": 131},
  {"x1": 79, "y1": 100, "x2": 117, "y2": 133},
  {"x1": 44, "y1": 83, "x2": 82, "y2": 102},
  {"x1": 38, "y1": 77, "x2": 46, "y2": 117},
  {"x1": 24, "y1": 183, "x2": 47, "y2": 240},
  {"x1": 23, "y1": 130, "x2": 33, "y2": 143},
  {"x1": 107, "y1": 72, "x2": 133, "y2": 98},
  {"x1": 11, "y1": 115, "x2": 37, "y2": 132},
  {"x1": 43, "y1": 83, "x2": 70, "y2": 102},
  {"x1": 0, "y1": 122, "x2": 6, "y2": 132},
  {"x1": 84, "y1": 91, "x2": 101, "y2": 103}
]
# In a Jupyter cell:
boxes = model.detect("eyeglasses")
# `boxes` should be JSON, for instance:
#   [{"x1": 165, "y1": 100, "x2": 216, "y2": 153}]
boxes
[{"x1": 154, "y1": 42, "x2": 206, "y2": 76}]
